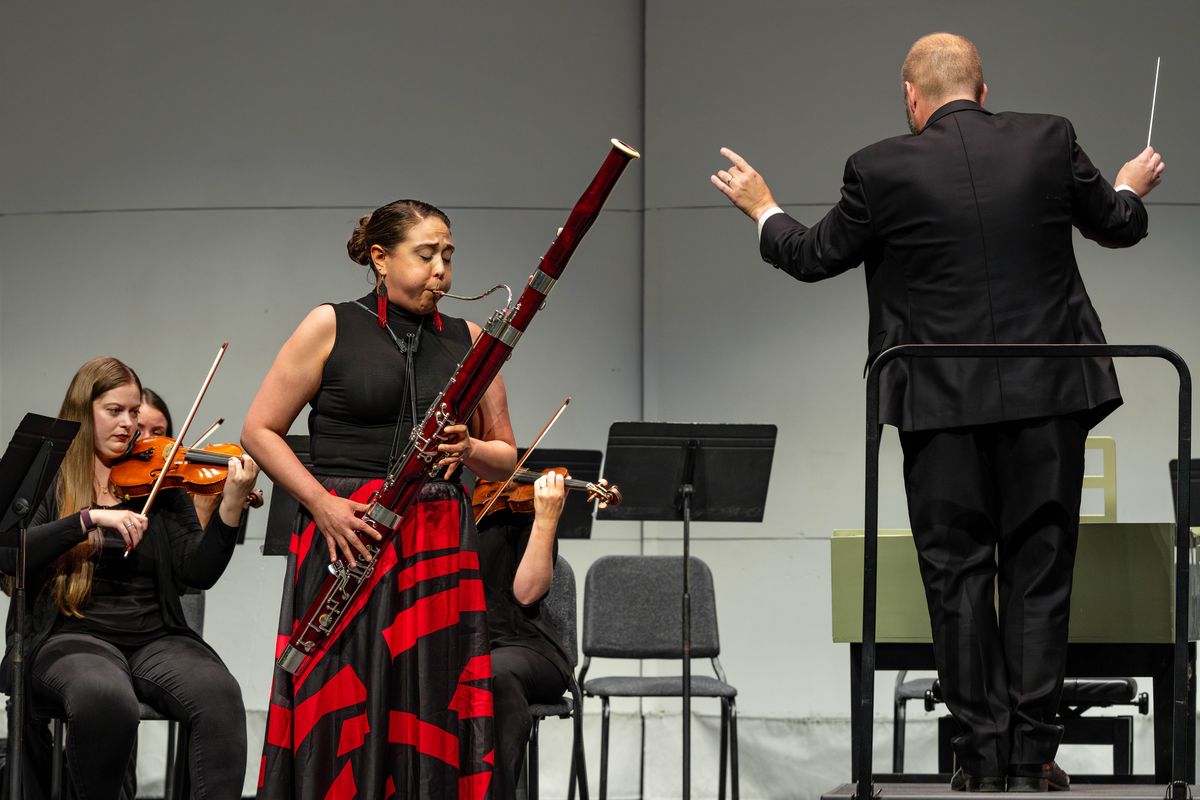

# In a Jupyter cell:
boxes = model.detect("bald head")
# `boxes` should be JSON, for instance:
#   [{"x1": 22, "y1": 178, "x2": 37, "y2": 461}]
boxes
[
  {"x1": 903, "y1": 33, "x2": 984, "y2": 103},
  {"x1": 901, "y1": 33, "x2": 986, "y2": 132}
]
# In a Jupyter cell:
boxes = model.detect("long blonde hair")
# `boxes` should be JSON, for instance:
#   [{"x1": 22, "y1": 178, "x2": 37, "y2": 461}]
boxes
[{"x1": 52, "y1": 357, "x2": 141, "y2": 617}]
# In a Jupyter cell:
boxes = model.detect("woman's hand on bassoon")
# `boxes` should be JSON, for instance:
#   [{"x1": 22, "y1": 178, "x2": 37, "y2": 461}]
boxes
[
  {"x1": 312, "y1": 494, "x2": 381, "y2": 568},
  {"x1": 435, "y1": 424, "x2": 474, "y2": 478}
]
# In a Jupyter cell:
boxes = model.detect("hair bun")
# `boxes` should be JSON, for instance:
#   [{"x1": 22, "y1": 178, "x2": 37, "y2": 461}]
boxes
[{"x1": 346, "y1": 214, "x2": 373, "y2": 266}]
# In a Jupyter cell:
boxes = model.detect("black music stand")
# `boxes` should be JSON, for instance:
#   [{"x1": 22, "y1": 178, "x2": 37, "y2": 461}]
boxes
[
  {"x1": 262, "y1": 435, "x2": 313, "y2": 556},
  {"x1": 597, "y1": 422, "x2": 776, "y2": 800},
  {"x1": 0, "y1": 413, "x2": 80, "y2": 799}
]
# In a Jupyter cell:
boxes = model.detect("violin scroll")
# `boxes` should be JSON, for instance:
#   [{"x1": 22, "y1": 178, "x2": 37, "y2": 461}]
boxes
[{"x1": 587, "y1": 480, "x2": 620, "y2": 508}]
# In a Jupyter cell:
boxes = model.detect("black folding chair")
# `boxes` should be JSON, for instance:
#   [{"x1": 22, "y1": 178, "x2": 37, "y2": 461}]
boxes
[{"x1": 523, "y1": 555, "x2": 590, "y2": 800}]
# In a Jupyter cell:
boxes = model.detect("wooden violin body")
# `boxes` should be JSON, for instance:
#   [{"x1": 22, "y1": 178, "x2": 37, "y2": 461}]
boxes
[
  {"x1": 471, "y1": 466, "x2": 621, "y2": 521},
  {"x1": 109, "y1": 435, "x2": 249, "y2": 501}
]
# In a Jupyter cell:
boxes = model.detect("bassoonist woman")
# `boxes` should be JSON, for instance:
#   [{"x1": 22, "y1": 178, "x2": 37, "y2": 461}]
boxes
[
  {"x1": 247, "y1": 140, "x2": 637, "y2": 799},
  {"x1": 244, "y1": 200, "x2": 518, "y2": 800}
]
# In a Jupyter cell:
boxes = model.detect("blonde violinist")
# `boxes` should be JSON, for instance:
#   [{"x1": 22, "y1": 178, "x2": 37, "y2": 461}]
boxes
[{"x1": 0, "y1": 356, "x2": 258, "y2": 800}]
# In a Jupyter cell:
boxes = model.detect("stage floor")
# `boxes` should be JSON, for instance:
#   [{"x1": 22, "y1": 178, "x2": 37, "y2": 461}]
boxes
[{"x1": 823, "y1": 783, "x2": 1173, "y2": 799}]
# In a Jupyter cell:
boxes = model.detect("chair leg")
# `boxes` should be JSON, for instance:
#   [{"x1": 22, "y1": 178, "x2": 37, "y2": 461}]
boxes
[
  {"x1": 599, "y1": 697, "x2": 611, "y2": 800},
  {"x1": 937, "y1": 716, "x2": 955, "y2": 774},
  {"x1": 894, "y1": 696, "x2": 907, "y2": 773},
  {"x1": 719, "y1": 700, "x2": 729, "y2": 800},
  {"x1": 529, "y1": 717, "x2": 541, "y2": 800},
  {"x1": 729, "y1": 698, "x2": 739, "y2": 800},
  {"x1": 170, "y1": 723, "x2": 190, "y2": 800},
  {"x1": 568, "y1": 743, "x2": 576, "y2": 800},
  {"x1": 517, "y1": 749, "x2": 529, "y2": 800},
  {"x1": 1114, "y1": 716, "x2": 1133, "y2": 775},
  {"x1": 51, "y1": 718, "x2": 64, "y2": 800},
  {"x1": 572, "y1": 689, "x2": 590, "y2": 800},
  {"x1": 164, "y1": 719, "x2": 177, "y2": 800}
]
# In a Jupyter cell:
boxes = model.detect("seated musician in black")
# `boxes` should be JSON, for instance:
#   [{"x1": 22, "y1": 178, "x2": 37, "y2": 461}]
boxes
[
  {"x1": 0, "y1": 357, "x2": 257, "y2": 800},
  {"x1": 476, "y1": 470, "x2": 572, "y2": 800}
]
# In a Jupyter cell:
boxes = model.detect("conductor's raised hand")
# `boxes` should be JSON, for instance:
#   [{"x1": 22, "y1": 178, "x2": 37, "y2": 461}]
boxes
[
  {"x1": 711, "y1": 147, "x2": 779, "y2": 221},
  {"x1": 1115, "y1": 146, "x2": 1165, "y2": 197},
  {"x1": 312, "y1": 494, "x2": 381, "y2": 568}
]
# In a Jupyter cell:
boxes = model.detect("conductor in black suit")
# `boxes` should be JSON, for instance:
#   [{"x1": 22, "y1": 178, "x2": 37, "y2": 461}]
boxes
[{"x1": 712, "y1": 33, "x2": 1164, "y2": 792}]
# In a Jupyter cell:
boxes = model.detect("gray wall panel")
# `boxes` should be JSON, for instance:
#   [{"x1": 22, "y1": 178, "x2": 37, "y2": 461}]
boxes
[
  {"x1": 645, "y1": 0, "x2": 1197, "y2": 210},
  {"x1": 1, "y1": 1, "x2": 643, "y2": 214}
]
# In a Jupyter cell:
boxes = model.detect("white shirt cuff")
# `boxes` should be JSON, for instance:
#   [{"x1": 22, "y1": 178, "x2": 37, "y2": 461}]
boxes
[
  {"x1": 1114, "y1": 184, "x2": 1136, "y2": 195},
  {"x1": 756, "y1": 206, "x2": 784, "y2": 239}
]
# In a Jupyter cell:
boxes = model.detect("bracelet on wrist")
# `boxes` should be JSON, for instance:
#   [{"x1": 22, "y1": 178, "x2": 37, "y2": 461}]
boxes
[{"x1": 79, "y1": 507, "x2": 97, "y2": 534}]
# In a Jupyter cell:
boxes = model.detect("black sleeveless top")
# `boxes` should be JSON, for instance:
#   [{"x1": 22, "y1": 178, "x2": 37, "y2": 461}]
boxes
[{"x1": 308, "y1": 294, "x2": 472, "y2": 476}]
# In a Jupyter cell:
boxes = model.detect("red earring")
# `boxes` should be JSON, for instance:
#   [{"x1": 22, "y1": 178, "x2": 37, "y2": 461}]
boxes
[{"x1": 376, "y1": 281, "x2": 388, "y2": 328}]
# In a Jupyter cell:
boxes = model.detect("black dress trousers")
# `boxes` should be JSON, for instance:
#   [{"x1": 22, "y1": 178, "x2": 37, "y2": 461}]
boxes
[{"x1": 899, "y1": 413, "x2": 1089, "y2": 775}]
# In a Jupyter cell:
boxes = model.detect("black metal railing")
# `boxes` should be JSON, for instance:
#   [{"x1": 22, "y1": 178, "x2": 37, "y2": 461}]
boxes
[{"x1": 856, "y1": 344, "x2": 1192, "y2": 800}]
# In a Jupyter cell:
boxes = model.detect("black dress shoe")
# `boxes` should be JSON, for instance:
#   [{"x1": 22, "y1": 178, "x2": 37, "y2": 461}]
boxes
[
  {"x1": 1007, "y1": 761, "x2": 1070, "y2": 792},
  {"x1": 951, "y1": 768, "x2": 1006, "y2": 792}
]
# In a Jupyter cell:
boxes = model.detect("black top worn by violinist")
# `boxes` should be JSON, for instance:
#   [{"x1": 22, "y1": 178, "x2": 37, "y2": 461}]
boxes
[
  {"x1": 0, "y1": 356, "x2": 257, "y2": 800},
  {"x1": 712, "y1": 33, "x2": 1164, "y2": 793},
  {"x1": 476, "y1": 471, "x2": 571, "y2": 800}
]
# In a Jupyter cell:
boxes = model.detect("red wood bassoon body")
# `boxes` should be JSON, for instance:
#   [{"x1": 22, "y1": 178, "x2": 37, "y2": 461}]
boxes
[{"x1": 278, "y1": 139, "x2": 640, "y2": 675}]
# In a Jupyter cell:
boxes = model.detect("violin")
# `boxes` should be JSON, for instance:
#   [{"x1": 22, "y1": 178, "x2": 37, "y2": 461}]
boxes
[
  {"x1": 108, "y1": 435, "x2": 263, "y2": 507},
  {"x1": 471, "y1": 466, "x2": 621, "y2": 521}
]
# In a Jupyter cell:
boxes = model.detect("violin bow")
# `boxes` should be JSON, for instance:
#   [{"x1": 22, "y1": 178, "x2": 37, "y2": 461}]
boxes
[
  {"x1": 187, "y1": 418, "x2": 224, "y2": 450},
  {"x1": 1147, "y1": 56, "x2": 1161, "y2": 148},
  {"x1": 138, "y1": 343, "x2": 229, "y2": 518},
  {"x1": 474, "y1": 396, "x2": 570, "y2": 523}
]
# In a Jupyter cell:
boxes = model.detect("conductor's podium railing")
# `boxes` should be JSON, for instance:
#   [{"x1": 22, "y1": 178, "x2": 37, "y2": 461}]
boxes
[{"x1": 854, "y1": 344, "x2": 1192, "y2": 800}]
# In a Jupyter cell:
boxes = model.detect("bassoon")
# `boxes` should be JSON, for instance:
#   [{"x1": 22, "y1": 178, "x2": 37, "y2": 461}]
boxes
[{"x1": 278, "y1": 138, "x2": 640, "y2": 674}]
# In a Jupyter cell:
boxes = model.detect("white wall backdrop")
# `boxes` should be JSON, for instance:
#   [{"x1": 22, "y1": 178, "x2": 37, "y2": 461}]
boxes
[{"x1": 2, "y1": 1, "x2": 1199, "y2": 798}]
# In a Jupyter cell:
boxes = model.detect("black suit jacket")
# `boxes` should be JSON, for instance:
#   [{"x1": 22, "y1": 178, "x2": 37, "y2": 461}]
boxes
[{"x1": 761, "y1": 100, "x2": 1148, "y2": 431}]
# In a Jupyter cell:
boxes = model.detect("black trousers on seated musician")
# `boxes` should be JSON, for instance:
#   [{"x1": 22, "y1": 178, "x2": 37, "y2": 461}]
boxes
[
  {"x1": 491, "y1": 646, "x2": 568, "y2": 799},
  {"x1": 898, "y1": 413, "x2": 1090, "y2": 776},
  {"x1": 30, "y1": 632, "x2": 247, "y2": 800}
]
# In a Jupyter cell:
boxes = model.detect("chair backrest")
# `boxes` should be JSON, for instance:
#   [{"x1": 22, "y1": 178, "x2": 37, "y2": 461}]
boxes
[
  {"x1": 539, "y1": 555, "x2": 578, "y2": 670},
  {"x1": 180, "y1": 589, "x2": 205, "y2": 636},
  {"x1": 582, "y1": 555, "x2": 719, "y2": 660}
]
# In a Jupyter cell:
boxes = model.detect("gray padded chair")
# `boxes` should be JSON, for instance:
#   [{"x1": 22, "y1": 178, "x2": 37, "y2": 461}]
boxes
[
  {"x1": 578, "y1": 555, "x2": 738, "y2": 800},
  {"x1": 523, "y1": 555, "x2": 589, "y2": 800},
  {"x1": 49, "y1": 590, "x2": 204, "y2": 800},
  {"x1": 892, "y1": 670, "x2": 937, "y2": 772}
]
